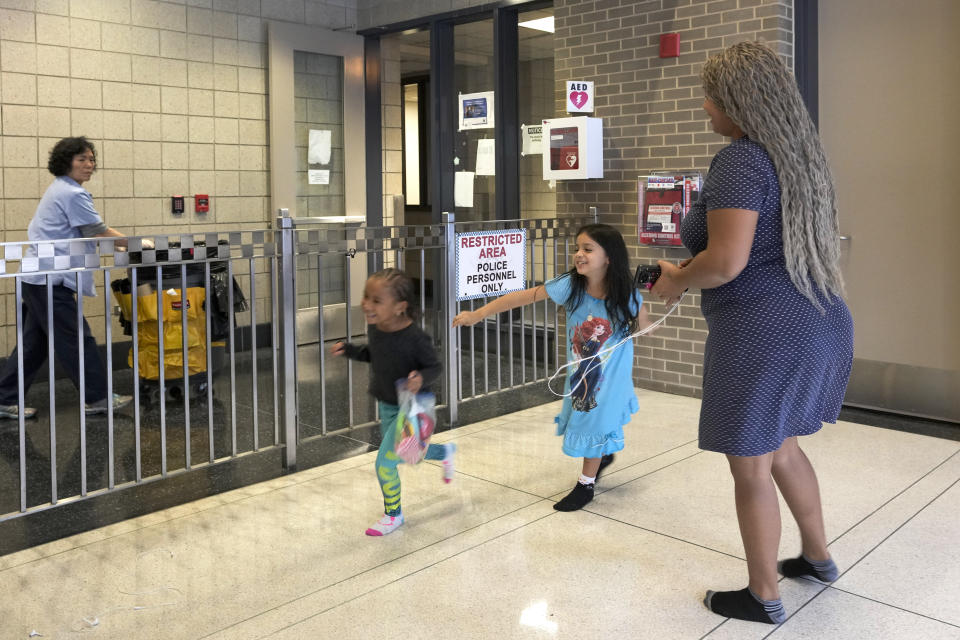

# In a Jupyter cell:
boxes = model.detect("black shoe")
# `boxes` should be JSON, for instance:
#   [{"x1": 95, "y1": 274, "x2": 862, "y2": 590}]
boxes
[
  {"x1": 595, "y1": 454, "x2": 614, "y2": 483},
  {"x1": 553, "y1": 482, "x2": 595, "y2": 512}
]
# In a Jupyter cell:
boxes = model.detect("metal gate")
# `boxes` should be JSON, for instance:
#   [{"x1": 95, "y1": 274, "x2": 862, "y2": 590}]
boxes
[{"x1": 0, "y1": 213, "x2": 592, "y2": 523}]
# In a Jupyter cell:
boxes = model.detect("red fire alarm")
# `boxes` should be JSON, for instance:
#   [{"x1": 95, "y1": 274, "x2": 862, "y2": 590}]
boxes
[
  {"x1": 659, "y1": 33, "x2": 680, "y2": 58},
  {"x1": 195, "y1": 194, "x2": 209, "y2": 213}
]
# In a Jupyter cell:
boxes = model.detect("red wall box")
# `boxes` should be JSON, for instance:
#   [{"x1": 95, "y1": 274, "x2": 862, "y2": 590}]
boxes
[
  {"x1": 638, "y1": 173, "x2": 701, "y2": 247},
  {"x1": 659, "y1": 33, "x2": 680, "y2": 58}
]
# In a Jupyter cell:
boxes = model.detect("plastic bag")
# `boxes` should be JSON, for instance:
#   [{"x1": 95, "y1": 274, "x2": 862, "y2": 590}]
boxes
[{"x1": 394, "y1": 380, "x2": 437, "y2": 465}]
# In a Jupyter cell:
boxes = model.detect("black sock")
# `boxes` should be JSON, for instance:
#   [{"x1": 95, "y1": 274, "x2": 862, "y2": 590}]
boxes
[
  {"x1": 704, "y1": 587, "x2": 786, "y2": 624},
  {"x1": 595, "y1": 454, "x2": 614, "y2": 482},
  {"x1": 778, "y1": 554, "x2": 839, "y2": 582},
  {"x1": 553, "y1": 481, "x2": 594, "y2": 511}
]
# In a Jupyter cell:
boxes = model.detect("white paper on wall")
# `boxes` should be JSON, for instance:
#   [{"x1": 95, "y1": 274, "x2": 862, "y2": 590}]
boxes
[
  {"x1": 475, "y1": 139, "x2": 495, "y2": 175},
  {"x1": 521, "y1": 124, "x2": 543, "y2": 156},
  {"x1": 454, "y1": 171, "x2": 475, "y2": 207},
  {"x1": 308, "y1": 169, "x2": 330, "y2": 185},
  {"x1": 308, "y1": 129, "x2": 332, "y2": 165}
]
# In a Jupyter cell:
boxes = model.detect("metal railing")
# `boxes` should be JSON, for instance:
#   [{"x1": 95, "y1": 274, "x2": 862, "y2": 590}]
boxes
[{"x1": 0, "y1": 212, "x2": 592, "y2": 522}]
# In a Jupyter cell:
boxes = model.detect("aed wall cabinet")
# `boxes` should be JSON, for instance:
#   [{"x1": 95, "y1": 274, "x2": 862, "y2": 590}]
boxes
[{"x1": 541, "y1": 116, "x2": 603, "y2": 180}]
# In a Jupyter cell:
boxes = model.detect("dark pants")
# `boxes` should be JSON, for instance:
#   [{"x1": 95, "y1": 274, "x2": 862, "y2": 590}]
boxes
[{"x1": 0, "y1": 283, "x2": 107, "y2": 406}]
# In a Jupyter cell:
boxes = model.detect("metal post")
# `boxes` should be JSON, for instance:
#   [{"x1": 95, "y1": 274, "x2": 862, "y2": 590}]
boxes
[
  {"x1": 181, "y1": 262, "x2": 191, "y2": 469},
  {"x1": 317, "y1": 254, "x2": 327, "y2": 435},
  {"x1": 277, "y1": 211, "x2": 298, "y2": 470},
  {"x1": 270, "y1": 255, "x2": 280, "y2": 446},
  {"x1": 227, "y1": 259, "x2": 237, "y2": 456},
  {"x1": 156, "y1": 265, "x2": 166, "y2": 477},
  {"x1": 46, "y1": 278, "x2": 57, "y2": 504},
  {"x1": 345, "y1": 251, "x2": 354, "y2": 428},
  {"x1": 442, "y1": 212, "x2": 458, "y2": 425},
  {"x1": 104, "y1": 269, "x2": 115, "y2": 487},
  {"x1": 204, "y1": 260, "x2": 214, "y2": 460},
  {"x1": 132, "y1": 267, "x2": 142, "y2": 481},
  {"x1": 15, "y1": 278, "x2": 26, "y2": 512},
  {"x1": 542, "y1": 237, "x2": 549, "y2": 378},
  {"x1": 77, "y1": 286, "x2": 87, "y2": 495},
  {"x1": 249, "y1": 258, "x2": 259, "y2": 451}
]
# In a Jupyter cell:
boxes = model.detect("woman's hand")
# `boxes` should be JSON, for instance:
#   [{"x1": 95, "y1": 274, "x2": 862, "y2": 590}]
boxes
[
  {"x1": 331, "y1": 342, "x2": 346, "y2": 357},
  {"x1": 452, "y1": 310, "x2": 483, "y2": 327},
  {"x1": 651, "y1": 260, "x2": 687, "y2": 306},
  {"x1": 406, "y1": 370, "x2": 423, "y2": 394}
]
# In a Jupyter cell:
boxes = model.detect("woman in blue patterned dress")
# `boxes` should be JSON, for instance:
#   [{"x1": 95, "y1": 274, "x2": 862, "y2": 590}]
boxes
[
  {"x1": 652, "y1": 42, "x2": 854, "y2": 624},
  {"x1": 454, "y1": 224, "x2": 648, "y2": 512}
]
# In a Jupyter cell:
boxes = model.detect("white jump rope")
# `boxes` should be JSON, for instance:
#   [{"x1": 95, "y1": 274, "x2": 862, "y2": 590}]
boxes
[{"x1": 546, "y1": 291, "x2": 686, "y2": 399}]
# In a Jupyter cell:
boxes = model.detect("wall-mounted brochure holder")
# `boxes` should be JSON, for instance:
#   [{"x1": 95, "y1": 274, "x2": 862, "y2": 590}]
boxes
[
  {"x1": 542, "y1": 116, "x2": 603, "y2": 180},
  {"x1": 638, "y1": 171, "x2": 701, "y2": 247}
]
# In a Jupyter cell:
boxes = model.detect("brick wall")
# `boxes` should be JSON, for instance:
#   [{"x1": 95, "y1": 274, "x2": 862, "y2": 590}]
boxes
[{"x1": 554, "y1": 0, "x2": 793, "y2": 397}]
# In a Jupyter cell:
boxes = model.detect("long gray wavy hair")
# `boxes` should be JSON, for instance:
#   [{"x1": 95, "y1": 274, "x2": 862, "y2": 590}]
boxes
[{"x1": 701, "y1": 41, "x2": 844, "y2": 309}]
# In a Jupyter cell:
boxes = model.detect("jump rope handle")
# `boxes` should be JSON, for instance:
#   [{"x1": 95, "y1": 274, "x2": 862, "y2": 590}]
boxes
[{"x1": 634, "y1": 264, "x2": 662, "y2": 290}]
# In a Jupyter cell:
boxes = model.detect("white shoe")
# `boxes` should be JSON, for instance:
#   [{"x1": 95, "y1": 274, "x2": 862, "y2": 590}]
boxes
[
  {"x1": 85, "y1": 393, "x2": 133, "y2": 415},
  {"x1": 0, "y1": 404, "x2": 36, "y2": 419},
  {"x1": 442, "y1": 443, "x2": 456, "y2": 484},
  {"x1": 365, "y1": 513, "x2": 404, "y2": 536}
]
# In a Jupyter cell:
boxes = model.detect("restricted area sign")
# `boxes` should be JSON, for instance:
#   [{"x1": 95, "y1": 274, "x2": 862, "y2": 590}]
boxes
[{"x1": 456, "y1": 229, "x2": 527, "y2": 300}]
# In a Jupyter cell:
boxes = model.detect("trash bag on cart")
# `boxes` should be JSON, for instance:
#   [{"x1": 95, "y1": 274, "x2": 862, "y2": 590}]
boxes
[{"x1": 110, "y1": 241, "x2": 247, "y2": 404}]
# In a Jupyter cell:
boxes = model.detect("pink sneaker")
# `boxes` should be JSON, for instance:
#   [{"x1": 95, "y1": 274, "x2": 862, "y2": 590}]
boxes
[
  {"x1": 442, "y1": 443, "x2": 456, "y2": 484},
  {"x1": 365, "y1": 513, "x2": 404, "y2": 536}
]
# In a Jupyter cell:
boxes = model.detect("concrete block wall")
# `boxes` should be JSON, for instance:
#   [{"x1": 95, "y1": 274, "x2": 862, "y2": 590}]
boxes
[
  {"x1": 379, "y1": 33, "x2": 402, "y2": 228},
  {"x1": 553, "y1": 0, "x2": 793, "y2": 398},
  {"x1": 0, "y1": 0, "x2": 358, "y2": 352}
]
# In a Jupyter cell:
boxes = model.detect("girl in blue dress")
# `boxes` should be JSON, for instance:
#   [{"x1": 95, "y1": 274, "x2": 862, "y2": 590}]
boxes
[{"x1": 453, "y1": 224, "x2": 648, "y2": 511}]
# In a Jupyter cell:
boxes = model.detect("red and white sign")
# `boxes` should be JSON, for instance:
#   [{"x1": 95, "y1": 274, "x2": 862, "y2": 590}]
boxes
[
  {"x1": 456, "y1": 229, "x2": 527, "y2": 300},
  {"x1": 566, "y1": 81, "x2": 594, "y2": 113}
]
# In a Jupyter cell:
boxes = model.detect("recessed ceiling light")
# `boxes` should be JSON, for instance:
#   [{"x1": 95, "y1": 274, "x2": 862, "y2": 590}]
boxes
[{"x1": 518, "y1": 16, "x2": 554, "y2": 33}]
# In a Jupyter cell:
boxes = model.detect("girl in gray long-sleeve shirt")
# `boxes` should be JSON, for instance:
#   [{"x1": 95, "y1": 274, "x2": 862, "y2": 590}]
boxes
[{"x1": 332, "y1": 268, "x2": 456, "y2": 536}]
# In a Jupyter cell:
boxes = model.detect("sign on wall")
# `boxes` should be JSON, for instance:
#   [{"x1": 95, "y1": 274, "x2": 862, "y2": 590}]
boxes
[
  {"x1": 566, "y1": 81, "x2": 594, "y2": 113},
  {"x1": 459, "y1": 91, "x2": 495, "y2": 130},
  {"x1": 521, "y1": 124, "x2": 543, "y2": 155},
  {"x1": 456, "y1": 229, "x2": 527, "y2": 300}
]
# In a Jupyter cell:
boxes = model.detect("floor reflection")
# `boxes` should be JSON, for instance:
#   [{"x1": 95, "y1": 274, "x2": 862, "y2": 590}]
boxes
[{"x1": 0, "y1": 340, "x2": 557, "y2": 554}]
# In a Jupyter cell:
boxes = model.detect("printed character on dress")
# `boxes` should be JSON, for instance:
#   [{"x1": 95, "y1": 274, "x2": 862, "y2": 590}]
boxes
[
  {"x1": 569, "y1": 315, "x2": 612, "y2": 412},
  {"x1": 332, "y1": 268, "x2": 456, "y2": 536},
  {"x1": 453, "y1": 223, "x2": 651, "y2": 512}
]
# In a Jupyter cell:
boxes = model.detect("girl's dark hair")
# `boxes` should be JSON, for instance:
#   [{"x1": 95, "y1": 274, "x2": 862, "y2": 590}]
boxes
[
  {"x1": 48, "y1": 137, "x2": 97, "y2": 177},
  {"x1": 564, "y1": 223, "x2": 638, "y2": 334},
  {"x1": 371, "y1": 268, "x2": 420, "y2": 323}
]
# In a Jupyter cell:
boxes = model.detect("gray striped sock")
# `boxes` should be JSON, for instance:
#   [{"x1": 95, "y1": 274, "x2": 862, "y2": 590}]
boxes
[
  {"x1": 748, "y1": 588, "x2": 786, "y2": 625},
  {"x1": 803, "y1": 553, "x2": 839, "y2": 581}
]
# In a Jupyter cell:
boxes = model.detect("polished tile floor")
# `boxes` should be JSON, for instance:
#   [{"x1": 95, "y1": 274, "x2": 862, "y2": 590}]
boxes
[{"x1": 1, "y1": 389, "x2": 958, "y2": 639}]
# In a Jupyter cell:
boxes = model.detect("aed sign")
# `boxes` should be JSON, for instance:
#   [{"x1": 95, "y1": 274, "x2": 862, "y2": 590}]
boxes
[
  {"x1": 456, "y1": 229, "x2": 527, "y2": 300},
  {"x1": 566, "y1": 81, "x2": 594, "y2": 113}
]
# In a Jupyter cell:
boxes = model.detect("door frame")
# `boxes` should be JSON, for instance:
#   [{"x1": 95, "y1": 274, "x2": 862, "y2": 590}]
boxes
[
  {"x1": 266, "y1": 21, "x2": 366, "y2": 219},
  {"x1": 267, "y1": 22, "x2": 369, "y2": 344}
]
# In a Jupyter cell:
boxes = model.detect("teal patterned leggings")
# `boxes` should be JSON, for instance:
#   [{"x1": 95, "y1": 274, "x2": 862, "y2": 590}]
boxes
[{"x1": 376, "y1": 401, "x2": 445, "y2": 516}]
